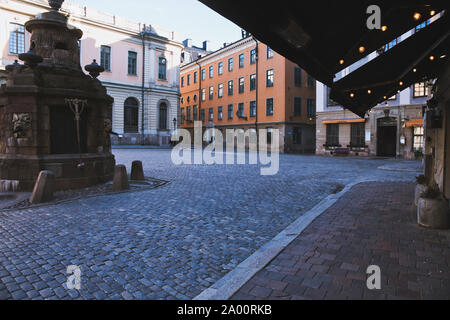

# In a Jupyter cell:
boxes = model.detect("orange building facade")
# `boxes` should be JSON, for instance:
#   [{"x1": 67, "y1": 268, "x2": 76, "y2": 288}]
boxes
[{"x1": 179, "y1": 36, "x2": 316, "y2": 153}]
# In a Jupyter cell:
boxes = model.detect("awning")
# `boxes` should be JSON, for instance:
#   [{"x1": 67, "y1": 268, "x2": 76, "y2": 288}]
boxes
[
  {"x1": 406, "y1": 119, "x2": 424, "y2": 127},
  {"x1": 199, "y1": 0, "x2": 449, "y2": 116},
  {"x1": 330, "y1": 14, "x2": 449, "y2": 117},
  {"x1": 322, "y1": 119, "x2": 366, "y2": 124}
]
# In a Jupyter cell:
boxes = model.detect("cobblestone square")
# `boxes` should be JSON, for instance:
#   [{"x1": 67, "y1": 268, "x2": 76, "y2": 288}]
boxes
[{"x1": 0, "y1": 149, "x2": 419, "y2": 300}]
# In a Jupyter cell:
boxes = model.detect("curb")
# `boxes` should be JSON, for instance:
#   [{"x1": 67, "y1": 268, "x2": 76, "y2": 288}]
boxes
[{"x1": 194, "y1": 179, "x2": 377, "y2": 300}]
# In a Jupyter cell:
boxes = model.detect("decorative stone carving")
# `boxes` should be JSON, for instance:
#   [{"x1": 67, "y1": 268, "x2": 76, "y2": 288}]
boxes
[{"x1": 12, "y1": 113, "x2": 32, "y2": 139}]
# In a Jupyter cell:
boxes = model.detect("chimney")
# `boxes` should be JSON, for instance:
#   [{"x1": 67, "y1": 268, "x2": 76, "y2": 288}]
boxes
[
  {"x1": 183, "y1": 39, "x2": 193, "y2": 48},
  {"x1": 202, "y1": 40, "x2": 210, "y2": 51}
]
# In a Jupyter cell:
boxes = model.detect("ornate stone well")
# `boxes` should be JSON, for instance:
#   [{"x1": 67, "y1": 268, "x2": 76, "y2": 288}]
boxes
[{"x1": 0, "y1": 0, "x2": 115, "y2": 191}]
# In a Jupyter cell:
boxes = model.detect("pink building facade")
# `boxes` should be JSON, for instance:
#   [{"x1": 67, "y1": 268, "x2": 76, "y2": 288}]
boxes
[{"x1": 0, "y1": 0, "x2": 183, "y2": 145}]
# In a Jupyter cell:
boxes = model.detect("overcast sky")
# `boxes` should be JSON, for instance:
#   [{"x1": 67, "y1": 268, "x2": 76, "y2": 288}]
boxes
[{"x1": 69, "y1": 0, "x2": 242, "y2": 51}]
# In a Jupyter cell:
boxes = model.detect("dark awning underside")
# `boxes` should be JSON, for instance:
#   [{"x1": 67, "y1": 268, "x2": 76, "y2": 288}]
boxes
[{"x1": 199, "y1": 0, "x2": 449, "y2": 116}]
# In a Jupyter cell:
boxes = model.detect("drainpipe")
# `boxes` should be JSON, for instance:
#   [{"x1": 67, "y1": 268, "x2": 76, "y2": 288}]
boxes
[
  {"x1": 252, "y1": 36, "x2": 259, "y2": 149},
  {"x1": 195, "y1": 60, "x2": 202, "y2": 146},
  {"x1": 195, "y1": 60, "x2": 202, "y2": 114},
  {"x1": 140, "y1": 29, "x2": 147, "y2": 145}
]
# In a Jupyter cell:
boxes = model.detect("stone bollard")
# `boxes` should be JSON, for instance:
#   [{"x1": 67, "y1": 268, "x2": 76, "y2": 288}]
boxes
[
  {"x1": 29, "y1": 171, "x2": 55, "y2": 204},
  {"x1": 130, "y1": 161, "x2": 145, "y2": 181},
  {"x1": 112, "y1": 165, "x2": 129, "y2": 191}
]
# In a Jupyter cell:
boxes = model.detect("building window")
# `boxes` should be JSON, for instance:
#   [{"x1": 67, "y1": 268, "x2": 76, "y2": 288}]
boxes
[
  {"x1": 250, "y1": 101, "x2": 257, "y2": 117},
  {"x1": 239, "y1": 77, "x2": 245, "y2": 93},
  {"x1": 267, "y1": 128, "x2": 273, "y2": 144},
  {"x1": 293, "y1": 127, "x2": 302, "y2": 144},
  {"x1": 307, "y1": 74, "x2": 315, "y2": 88},
  {"x1": 100, "y1": 45, "x2": 111, "y2": 72},
  {"x1": 208, "y1": 108, "x2": 214, "y2": 121},
  {"x1": 228, "y1": 58, "x2": 233, "y2": 72},
  {"x1": 239, "y1": 53, "x2": 244, "y2": 68},
  {"x1": 266, "y1": 98, "x2": 274, "y2": 116},
  {"x1": 186, "y1": 106, "x2": 191, "y2": 122},
  {"x1": 228, "y1": 80, "x2": 234, "y2": 95},
  {"x1": 187, "y1": 96, "x2": 191, "y2": 104},
  {"x1": 201, "y1": 88, "x2": 206, "y2": 101},
  {"x1": 385, "y1": 39, "x2": 398, "y2": 51},
  {"x1": 194, "y1": 71, "x2": 198, "y2": 83},
  {"x1": 238, "y1": 103, "x2": 245, "y2": 118},
  {"x1": 158, "y1": 57, "x2": 167, "y2": 80},
  {"x1": 187, "y1": 74, "x2": 191, "y2": 86},
  {"x1": 200, "y1": 109, "x2": 205, "y2": 122},
  {"x1": 250, "y1": 49, "x2": 256, "y2": 64},
  {"x1": 9, "y1": 23, "x2": 25, "y2": 55},
  {"x1": 327, "y1": 87, "x2": 338, "y2": 106},
  {"x1": 181, "y1": 77, "x2": 184, "y2": 88},
  {"x1": 228, "y1": 105, "x2": 234, "y2": 120},
  {"x1": 415, "y1": 19, "x2": 430, "y2": 33},
  {"x1": 201, "y1": 68, "x2": 206, "y2": 80},
  {"x1": 250, "y1": 74, "x2": 257, "y2": 91},
  {"x1": 413, "y1": 82, "x2": 430, "y2": 98},
  {"x1": 307, "y1": 99, "x2": 316, "y2": 118},
  {"x1": 209, "y1": 86, "x2": 214, "y2": 100},
  {"x1": 267, "y1": 46, "x2": 274, "y2": 59},
  {"x1": 193, "y1": 105, "x2": 198, "y2": 121},
  {"x1": 326, "y1": 124, "x2": 339, "y2": 146},
  {"x1": 124, "y1": 97, "x2": 139, "y2": 133},
  {"x1": 350, "y1": 123, "x2": 365, "y2": 147},
  {"x1": 128, "y1": 51, "x2": 137, "y2": 75},
  {"x1": 294, "y1": 67, "x2": 302, "y2": 87},
  {"x1": 218, "y1": 83, "x2": 224, "y2": 98},
  {"x1": 209, "y1": 65, "x2": 214, "y2": 78},
  {"x1": 414, "y1": 127, "x2": 424, "y2": 151},
  {"x1": 159, "y1": 102, "x2": 167, "y2": 130},
  {"x1": 218, "y1": 106, "x2": 223, "y2": 121},
  {"x1": 194, "y1": 94, "x2": 197, "y2": 102},
  {"x1": 218, "y1": 62, "x2": 223, "y2": 75},
  {"x1": 294, "y1": 97, "x2": 302, "y2": 116},
  {"x1": 266, "y1": 69, "x2": 274, "y2": 87},
  {"x1": 180, "y1": 108, "x2": 185, "y2": 124}
]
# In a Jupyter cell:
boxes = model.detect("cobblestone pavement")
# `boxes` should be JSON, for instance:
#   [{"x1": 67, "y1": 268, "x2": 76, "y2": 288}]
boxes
[
  {"x1": 232, "y1": 182, "x2": 450, "y2": 300},
  {"x1": 0, "y1": 150, "x2": 419, "y2": 300}
]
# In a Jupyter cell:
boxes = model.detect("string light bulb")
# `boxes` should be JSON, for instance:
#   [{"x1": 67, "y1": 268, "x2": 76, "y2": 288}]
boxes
[
  {"x1": 430, "y1": 10, "x2": 436, "y2": 16},
  {"x1": 350, "y1": 93, "x2": 355, "y2": 98},
  {"x1": 359, "y1": 46, "x2": 365, "y2": 53},
  {"x1": 381, "y1": 26, "x2": 388, "y2": 32},
  {"x1": 339, "y1": 59, "x2": 345, "y2": 65},
  {"x1": 413, "y1": 68, "x2": 417, "y2": 73},
  {"x1": 413, "y1": 12, "x2": 422, "y2": 21},
  {"x1": 399, "y1": 81, "x2": 404, "y2": 86},
  {"x1": 367, "y1": 90, "x2": 372, "y2": 94},
  {"x1": 429, "y1": 55, "x2": 435, "y2": 61}
]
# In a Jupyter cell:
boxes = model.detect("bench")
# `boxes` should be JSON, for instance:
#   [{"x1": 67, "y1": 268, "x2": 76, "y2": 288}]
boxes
[{"x1": 333, "y1": 148, "x2": 350, "y2": 156}]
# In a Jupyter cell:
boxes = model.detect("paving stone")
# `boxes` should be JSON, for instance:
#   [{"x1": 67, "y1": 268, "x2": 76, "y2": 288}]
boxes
[{"x1": 232, "y1": 181, "x2": 450, "y2": 300}]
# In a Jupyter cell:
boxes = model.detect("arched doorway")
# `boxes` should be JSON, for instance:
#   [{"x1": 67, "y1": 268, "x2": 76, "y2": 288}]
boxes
[
  {"x1": 124, "y1": 97, "x2": 139, "y2": 133},
  {"x1": 159, "y1": 102, "x2": 168, "y2": 130},
  {"x1": 377, "y1": 117, "x2": 397, "y2": 157}
]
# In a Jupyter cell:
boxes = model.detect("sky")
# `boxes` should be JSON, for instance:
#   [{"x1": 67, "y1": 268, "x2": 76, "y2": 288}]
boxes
[{"x1": 69, "y1": 0, "x2": 243, "y2": 51}]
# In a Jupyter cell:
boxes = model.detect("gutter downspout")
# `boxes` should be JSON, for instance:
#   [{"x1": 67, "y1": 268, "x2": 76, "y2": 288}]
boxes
[
  {"x1": 140, "y1": 30, "x2": 146, "y2": 145},
  {"x1": 195, "y1": 60, "x2": 202, "y2": 146},
  {"x1": 252, "y1": 36, "x2": 259, "y2": 149},
  {"x1": 195, "y1": 60, "x2": 202, "y2": 114}
]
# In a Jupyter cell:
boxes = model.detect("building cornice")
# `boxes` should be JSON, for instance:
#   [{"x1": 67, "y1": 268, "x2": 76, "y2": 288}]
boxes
[{"x1": 181, "y1": 36, "x2": 257, "y2": 72}]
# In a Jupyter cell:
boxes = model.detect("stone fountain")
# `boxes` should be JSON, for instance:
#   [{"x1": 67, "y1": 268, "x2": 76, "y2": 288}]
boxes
[{"x1": 0, "y1": 0, "x2": 115, "y2": 191}]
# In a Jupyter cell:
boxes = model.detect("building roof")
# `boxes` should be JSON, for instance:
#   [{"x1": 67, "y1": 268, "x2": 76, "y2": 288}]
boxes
[{"x1": 199, "y1": 0, "x2": 449, "y2": 116}]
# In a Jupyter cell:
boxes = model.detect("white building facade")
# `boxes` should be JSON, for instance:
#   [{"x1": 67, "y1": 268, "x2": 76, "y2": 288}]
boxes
[
  {"x1": 316, "y1": 21, "x2": 437, "y2": 160},
  {"x1": 0, "y1": 0, "x2": 183, "y2": 145}
]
